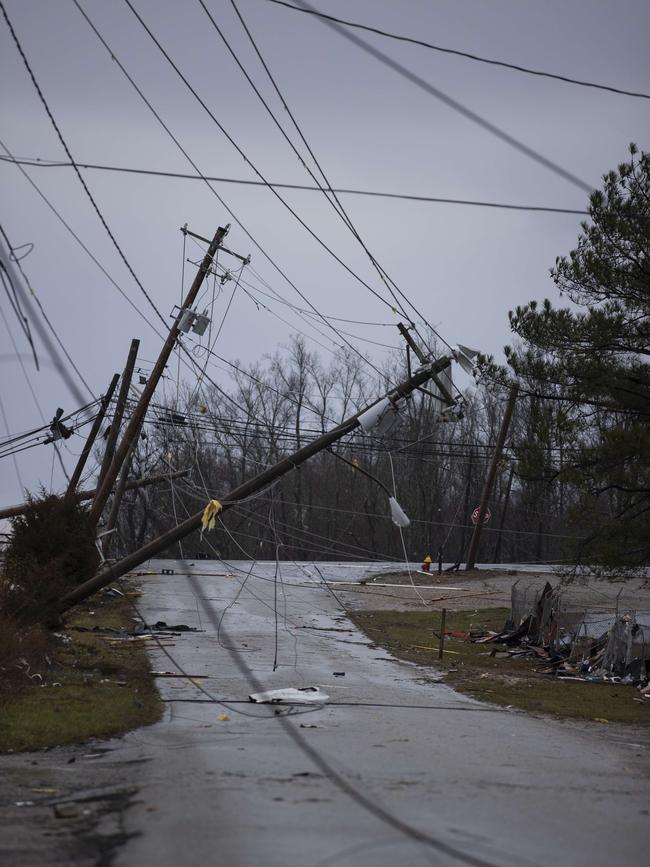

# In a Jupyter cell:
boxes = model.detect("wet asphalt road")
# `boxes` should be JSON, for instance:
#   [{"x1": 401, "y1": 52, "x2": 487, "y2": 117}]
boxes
[{"x1": 113, "y1": 560, "x2": 649, "y2": 867}]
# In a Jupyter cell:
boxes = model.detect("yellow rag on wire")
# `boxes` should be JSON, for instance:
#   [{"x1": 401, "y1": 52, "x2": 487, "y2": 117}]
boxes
[{"x1": 201, "y1": 499, "x2": 222, "y2": 532}]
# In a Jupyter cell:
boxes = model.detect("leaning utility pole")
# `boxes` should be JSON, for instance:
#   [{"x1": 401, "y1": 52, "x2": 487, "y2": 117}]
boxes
[
  {"x1": 89, "y1": 225, "x2": 230, "y2": 527},
  {"x1": 61, "y1": 357, "x2": 452, "y2": 612},
  {"x1": 465, "y1": 383, "x2": 519, "y2": 570},
  {"x1": 97, "y1": 339, "x2": 140, "y2": 488},
  {"x1": 103, "y1": 416, "x2": 146, "y2": 547},
  {"x1": 65, "y1": 373, "x2": 120, "y2": 497}
]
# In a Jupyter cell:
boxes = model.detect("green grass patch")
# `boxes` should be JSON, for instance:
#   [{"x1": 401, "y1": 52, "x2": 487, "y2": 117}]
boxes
[
  {"x1": 350, "y1": 608, "x2": 649, "y2": 725},
  {"x1": 0, "y1": 589, "x2": 163, "y2": 752}
]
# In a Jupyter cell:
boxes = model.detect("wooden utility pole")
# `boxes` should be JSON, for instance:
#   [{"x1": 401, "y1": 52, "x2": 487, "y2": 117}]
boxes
[
  {"x1": 61, "y1": 357, "x2": 452, "y2": 612},
  {"x1": 493, "y1": 463, "x2": 515, "y2": 563},
  {"x1": 97, "y1": 340, "x2": 139, "y2": 489},
  {"x1": 456, "y1": 448, "x2": 474, "y2": 566},
  {"x1": 103, "y1": 417, "x2": 146, "y2": 546},
  {"x1": 65, "y1": 373, "x2": 120, "y2": 497},
  {"x1": 465, "y1": 384, "x2": 519, "y2": 570},
  {"x1": 89, "y1": 225, "x2": 230, "y2": 527},
  {"x1": 438, "y1": 608, "x2": 447, "y2": 660}
]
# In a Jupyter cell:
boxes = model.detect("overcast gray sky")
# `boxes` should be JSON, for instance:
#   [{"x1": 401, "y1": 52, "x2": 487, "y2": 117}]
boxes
[{"x1": 1, "y1": 0, "x2": 649, "y2": 506}]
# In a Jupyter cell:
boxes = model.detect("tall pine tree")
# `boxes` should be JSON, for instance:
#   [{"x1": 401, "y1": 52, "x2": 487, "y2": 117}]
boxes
[{"x1": 487, "y1": 145, "x2": 649, "y2": 573}]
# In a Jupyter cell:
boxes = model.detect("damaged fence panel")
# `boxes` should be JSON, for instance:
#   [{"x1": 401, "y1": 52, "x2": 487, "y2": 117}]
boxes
[{"x1": 473, "y1": 580, "x2": 650, "y2": 693}]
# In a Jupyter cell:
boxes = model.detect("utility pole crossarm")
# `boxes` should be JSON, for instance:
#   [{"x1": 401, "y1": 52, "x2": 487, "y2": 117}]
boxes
[{"x1": 61, "y1": 358, "x2": 451, "y2": 612}]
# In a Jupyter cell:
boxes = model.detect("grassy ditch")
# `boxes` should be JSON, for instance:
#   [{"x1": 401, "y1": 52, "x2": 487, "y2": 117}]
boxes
[
  {"x1": 0, "y1": 587, "x2": 163, "y2": 752},
  {"x1": 349, "y1": 608, "x2": 649, "y2": 725}
]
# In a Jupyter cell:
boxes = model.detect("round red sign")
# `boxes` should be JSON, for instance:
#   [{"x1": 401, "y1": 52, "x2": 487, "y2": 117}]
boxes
[{"x1": 471, "y1": 506, "x2": 492, "y2": 526}]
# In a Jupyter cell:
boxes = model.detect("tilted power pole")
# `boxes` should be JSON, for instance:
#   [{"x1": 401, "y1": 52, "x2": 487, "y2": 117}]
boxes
[
  {"x1": 65, "y1": 373, "x2": 120, "y2": 498},
  {"x1": 89, "y1": 225, "x2": 230, "y2": 527},
  {"x1": 61, "y1": 357, "x2": 452, "y2": 612},
  {"x1": 97, "y1": 340, "x2": 140, "y2": 489},
  {"x1": 465, "y1": 384, "x2": 519, "y2": 569}
]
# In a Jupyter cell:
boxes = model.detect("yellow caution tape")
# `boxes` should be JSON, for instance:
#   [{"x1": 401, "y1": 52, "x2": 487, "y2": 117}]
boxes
[{"x1": 201, "y1": 499, "x2": 222, "y2": 532}]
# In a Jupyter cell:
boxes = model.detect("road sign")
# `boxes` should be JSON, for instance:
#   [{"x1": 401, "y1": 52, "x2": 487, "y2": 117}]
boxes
[{"x1": 471, "y1": 505, "x2": 492, "y2": 526}]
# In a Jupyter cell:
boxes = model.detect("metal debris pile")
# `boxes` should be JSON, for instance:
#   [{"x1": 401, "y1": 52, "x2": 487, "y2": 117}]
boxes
[{"x1": 471, "y1": 581, "x2": 650, "y2": 697}]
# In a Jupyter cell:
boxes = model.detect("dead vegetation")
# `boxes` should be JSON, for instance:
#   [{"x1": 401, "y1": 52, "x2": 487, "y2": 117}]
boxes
[
  {"x1": 1, "y1": 491, "x2": 99, "y2": 625},
  {"x1": 0, "y1": 588, "x2": 162, "y2": 753}
]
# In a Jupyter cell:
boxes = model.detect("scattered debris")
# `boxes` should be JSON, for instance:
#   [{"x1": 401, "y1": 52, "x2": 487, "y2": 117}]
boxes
[
  {"x1": 152, "y1": 671, "x2": 211, "y2": 679},
  {"x1": 217, "y1": 713, "x2": 230, "y2": 721},
  {"x1": 54, "y1": 803, "x2": 80, "y2": 819},
  {"x1": 101, "y1": 586, "x2": 124, "y2": 598},
  {"x1": 148, "y1": 621, "x2": 198, "y2": 633},
  {"x1": 472, "y1": 581, "x2": 650, "y2": 696},
  {"x1": 249, "y1": 686, "x2": 329, "y2": 704},
  {"x1": 332, "y1": 671, "x2": 346, "y2": 677}
]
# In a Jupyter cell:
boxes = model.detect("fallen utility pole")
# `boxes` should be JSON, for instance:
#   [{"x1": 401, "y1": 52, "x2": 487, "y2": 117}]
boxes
[
  {"x1": 89, "y1": 225, "x2": 230, "y2": 527},
  {"x1": 97, "y1": 339, "x2": 140, "y2": 489},
  {"x1": 465, "y1": 383, "x2": 519, "y2": 570},
  {"x1": 0, "y1": 469, "x2": 190, "y2": 521},
  {"x1": 65, "y1": 373, "x2": 120, "y2": 497},
  {"x1": 60, "y1": 357, "x2": 451, "y2": 612}
]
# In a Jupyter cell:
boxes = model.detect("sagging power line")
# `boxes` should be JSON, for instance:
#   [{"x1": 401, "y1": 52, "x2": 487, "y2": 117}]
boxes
[{"x1": 0, "y1": 156, "x2": 590, "y2": 215}]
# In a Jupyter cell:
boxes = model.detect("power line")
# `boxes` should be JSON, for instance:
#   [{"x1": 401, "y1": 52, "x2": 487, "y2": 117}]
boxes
[
  {"x1": 0, "y1": 223, "x2": 95, "y2": 397},
  {"x1": 0, "y1": 242, "x2": 39, "y2": 369},
  {"x1": 0, "y1": 0, "x2": 167, "y2": 329},
  {"x1": 0, "y1": 139, "x2": 167, "y2": 344},
  {"x1": 72, "y1": 0, "x2": 387, "y2": 380},
  {"x1": 0, "y1": 216, "x2": 91, "y2": 409},
  {"x1": 0, "y1": 156, "x2": 590, "y2": 215},
  {"x1": 267, "y1": 0, "x2": 650, "y2": 100},
  {"x1": 120, "y1": 0, "x2": 418, "y2": 330},
  {"x1": 119, "y1": 0, "x2": 438, "y2": 350},
  {"x1": 216, "y1": 0, "x2": 431, "y2": 336},
  {"x1": 284, "y1": 0, "x2": 594, "y2": 195},
  {"x1": 182, "y1": 571, "x2": 502, "y2": 867}
]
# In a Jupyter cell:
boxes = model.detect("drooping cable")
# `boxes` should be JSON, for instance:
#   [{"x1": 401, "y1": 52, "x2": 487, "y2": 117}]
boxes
[
  {"x1": 285, "y1": 0, "x2": 594, "y2": 194},
  {"x1": 267, "y1": 0, "x2": 650, "y2": 100},
  {"x1": 0, "y1": 1, "x2": 168, "y2": 328},
  {"x1": 201, "y1": 0, "x2": 418, "y2": 327},
  {"x1": 72, "y1": 0, "x2": 386, "y2": 379},
  {"x1": 122, "y1": 0, "x2": 411, "y2": 321},
  {"x1": 0, "y1": 223, "x2": 94, "y2": 397},
  {"x1": 0, "y1": 156, "x2": 591, "y2": 215}
]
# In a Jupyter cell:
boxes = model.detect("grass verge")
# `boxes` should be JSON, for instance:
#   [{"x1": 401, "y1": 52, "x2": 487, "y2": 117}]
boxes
[
  {"x1": 349, "y1": 608, "x2": 649, "y2": 725},
  {"x1": 0, "y1": 586, "x2": 163, "y2": 752}
]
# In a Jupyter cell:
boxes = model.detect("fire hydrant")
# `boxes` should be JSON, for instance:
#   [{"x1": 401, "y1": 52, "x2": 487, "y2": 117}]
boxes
[{"x1": 422, "y1": 555, "x2": 432, "y2": 573}]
